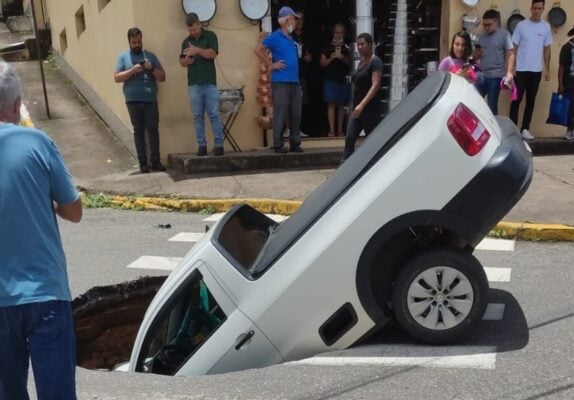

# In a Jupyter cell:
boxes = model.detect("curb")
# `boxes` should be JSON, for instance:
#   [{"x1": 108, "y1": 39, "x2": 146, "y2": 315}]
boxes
[{"x1": 95, "y1": 194, "x2": 574, "y2": 242}]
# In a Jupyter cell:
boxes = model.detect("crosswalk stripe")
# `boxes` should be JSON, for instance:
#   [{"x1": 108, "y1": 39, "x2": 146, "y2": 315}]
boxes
[
  {"x1": 292, "y1": 345, "x2": 497, "y2": 370},
  {"x1": 202, "y1": 213, "x2": 288, "y2": 223},
  {"x1": 482, "y1": 303, "x2": 505, "y2": 320},
  {"x1": 476, "y1": 238, "x2": 515, "y2": 252},
  {"x1": 484, "y1": 267, "x2": 511, "y2": 282},
  {"x1": 168, "y1": 232, "x2": 205, "y2": 242},
  {"x1": 126, "y1": 256, "x2": 183, "y2": 271}
]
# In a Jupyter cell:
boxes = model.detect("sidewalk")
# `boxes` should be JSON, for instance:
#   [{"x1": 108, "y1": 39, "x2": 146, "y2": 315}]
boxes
[{"x1": 9, "y1": 55, "x2": 574, "y2": 237}]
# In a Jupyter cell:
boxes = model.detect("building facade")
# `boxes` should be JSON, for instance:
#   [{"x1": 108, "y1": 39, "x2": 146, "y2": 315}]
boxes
[{"x1": 37, "y1": 0, "x2": 574, "y2": 161}]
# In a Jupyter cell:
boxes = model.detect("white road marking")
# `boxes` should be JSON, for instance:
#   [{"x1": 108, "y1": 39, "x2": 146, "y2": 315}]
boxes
[
  {"x1": 126, "y1": 256, "x2": 183, "y2": 271},
  {"x1": 292, "y1": 345, "x2": 497, "y2": 370},
  {"x1": 476, "y1": 238, "x2": 515, "y2": 252},
  {"x1": 482, "y1": 303, "x2": 505, "y2": 321},
  {"x1": 168, "y1": 232, "x2": 205, "y2": 242},
  {"x1": 484, "y1": 267, "x2": 512, "y2": 282},
  {"x1": 202, "y1": 213, "x2": 225, "y2": 222}
]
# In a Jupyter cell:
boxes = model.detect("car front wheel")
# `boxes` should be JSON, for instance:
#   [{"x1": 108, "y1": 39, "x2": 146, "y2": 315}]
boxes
[{"x1": 391, "y1": 247, "x2": 488, "y2": 344}]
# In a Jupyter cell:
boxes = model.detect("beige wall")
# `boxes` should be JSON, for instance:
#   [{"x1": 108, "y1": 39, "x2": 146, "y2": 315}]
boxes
[
  {"x1": 449, "y1": 1, "x2": 574, "y2": 137},
  {"x1": 44, "y1": 0, "x2": 261, "y2": 160}
]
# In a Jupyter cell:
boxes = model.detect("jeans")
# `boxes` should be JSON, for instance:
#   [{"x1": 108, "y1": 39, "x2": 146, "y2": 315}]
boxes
[
  {"x1": 271, "y1": 83, "x2": 302, "y2": 149},
  {"x1": 510, "y1": 71, "x2": 542, "y2": 131},
  {"x1": 188, "y1": 85, "x2": 224, "y2": 148},
  {"x1": 0, "y1": 301, "x2": 77, "y2": 400},
  {"x1": 126, "y1": 102, "x2": 160, "y2": 167},
  {"x1": 475, "y1": 77, "x2": 502, "y2": 115},
  {"x1": 343, "y1": 110, "x2": 382, "y2": 160}
]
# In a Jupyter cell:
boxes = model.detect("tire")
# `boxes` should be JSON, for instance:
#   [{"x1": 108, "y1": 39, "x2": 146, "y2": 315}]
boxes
[{"x1": 391, "y1": 246, "x2": 488, "y2": 344}]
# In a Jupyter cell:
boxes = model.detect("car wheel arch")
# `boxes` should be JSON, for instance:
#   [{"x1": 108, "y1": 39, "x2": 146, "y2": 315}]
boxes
[{"x1": 354, "y1": 210, "x2": 482, "y2": 326}]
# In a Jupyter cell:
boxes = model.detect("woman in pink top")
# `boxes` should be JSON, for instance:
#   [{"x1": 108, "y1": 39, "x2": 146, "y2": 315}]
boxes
[{"x1": 439, "y1": 31, "x2": 478, "y2": 83}]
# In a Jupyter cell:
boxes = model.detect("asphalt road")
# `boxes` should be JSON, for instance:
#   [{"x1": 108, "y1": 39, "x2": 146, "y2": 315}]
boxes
[{"x1": 33, "y1": 208, "x2": 574, "y2": 400}]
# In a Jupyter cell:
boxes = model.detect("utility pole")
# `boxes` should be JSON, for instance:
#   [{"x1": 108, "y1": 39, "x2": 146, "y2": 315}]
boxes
[{"x1": 30, "y1": 0, "x2": 51, "y2": 119}]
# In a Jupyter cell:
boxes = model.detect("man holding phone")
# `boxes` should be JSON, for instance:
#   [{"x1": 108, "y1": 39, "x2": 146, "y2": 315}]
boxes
[
  {"x1": 474, "y1": 9, "x2": 515, "y2": 115},
  {"x1": 115, "y1": 27, "x2": 166, "y2": 173}
]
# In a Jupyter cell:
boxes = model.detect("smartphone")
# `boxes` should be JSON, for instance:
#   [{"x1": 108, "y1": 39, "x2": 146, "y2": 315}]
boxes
[
  {"x1": 335, "y1": 46, "x2": 342, "y2": 56},
  {"x1": 139, "y1": 60, "x2": 147, "y2": 66}
]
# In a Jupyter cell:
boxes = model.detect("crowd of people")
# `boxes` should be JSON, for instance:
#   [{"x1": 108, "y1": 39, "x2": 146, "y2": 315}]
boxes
[
  {"x1": 440, "y1": 0, "x2": 573, "y2": 141},
  {"x1": 112, "y1": 0, "x2": 573, "y2": 174},
  {"x1": 257, "y1": 6, "x2": 384, "y2": 159}
]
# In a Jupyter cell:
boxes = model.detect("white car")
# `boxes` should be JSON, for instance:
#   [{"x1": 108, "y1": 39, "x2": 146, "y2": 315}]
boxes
[{"x1": 128, "y1": 72, "x2": 533, "y2": 376}]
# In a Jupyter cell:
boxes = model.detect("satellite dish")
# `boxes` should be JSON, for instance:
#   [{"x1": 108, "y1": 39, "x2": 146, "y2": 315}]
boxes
[
  {"x1": 239, "y1": 0, "x2": 269, "y2": 21},
  {"x1": 462, "y1": 0, "x2": 480, "y2": 6},
  {"x1": 182, "y1": 0, "x2": 216, "y2": 22}
]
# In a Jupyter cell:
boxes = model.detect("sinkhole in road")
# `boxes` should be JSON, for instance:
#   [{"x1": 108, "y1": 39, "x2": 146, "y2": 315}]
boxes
[{"x1": 72, "y1": 276, "x2": 167, "y2": 370}]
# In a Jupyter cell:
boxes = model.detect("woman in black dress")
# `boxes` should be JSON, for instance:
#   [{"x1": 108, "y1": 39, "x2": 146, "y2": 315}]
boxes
[{"x1": 342, "y1": 32, "x2": 383, "y2": 161}]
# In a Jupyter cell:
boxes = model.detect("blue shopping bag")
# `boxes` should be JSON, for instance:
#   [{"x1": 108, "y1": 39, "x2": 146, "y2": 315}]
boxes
[{"x1": 546, "y1": 92, "x2": 570, "y2": 126}]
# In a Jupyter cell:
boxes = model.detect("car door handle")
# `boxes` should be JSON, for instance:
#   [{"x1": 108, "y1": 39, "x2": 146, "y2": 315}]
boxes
[{"x1": 234, "y1": 330, "x2": 255, "y2": 350}]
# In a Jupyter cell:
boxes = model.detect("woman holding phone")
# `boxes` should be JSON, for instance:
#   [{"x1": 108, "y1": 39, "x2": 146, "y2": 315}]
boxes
[
  {"x1": 438, "y1": 31, "x2": 479, "y2": 83},
  {"x1": 341, "y1": 32, "x2": 383, "y2": 161},
  {"x1": 321, "y1": 23, "x2": 351, "y2": 137}
]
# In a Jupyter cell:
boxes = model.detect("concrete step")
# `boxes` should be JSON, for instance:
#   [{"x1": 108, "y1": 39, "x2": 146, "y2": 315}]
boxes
[
  {"x1": 169, "y1": 146, "x2": 344, "y2": 174},
  {"x1": 168, "y1": 137, "x2": 574, "y2": 174}
]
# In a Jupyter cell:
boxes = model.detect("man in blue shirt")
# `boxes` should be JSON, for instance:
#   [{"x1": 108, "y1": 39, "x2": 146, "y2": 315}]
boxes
[
  {"x1": 256, "y1": 6, "x2": 303, "y2": 153},
  {"x1": 115, "y1": 27, "x2": 166, "y2": 172},
  {"x1": 0, "y1": 62, "x2": 83, "y2": 400}
]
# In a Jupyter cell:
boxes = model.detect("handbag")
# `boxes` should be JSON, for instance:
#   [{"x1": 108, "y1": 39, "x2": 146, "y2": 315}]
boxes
[{"x1": 546, "y1": 92, "x2": 571, "y2": 126}]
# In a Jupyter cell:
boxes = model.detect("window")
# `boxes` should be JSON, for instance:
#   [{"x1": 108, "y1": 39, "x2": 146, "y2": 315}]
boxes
[
  {"x1": 136, "y1": 271, "x2": 227, "y2": 375},
  {"x1": 214, "y1": 205, "x2": 276, "y2": 276},
  {"x1": 59, "y1": 28, "x2": 67, "y2": 53},
  {"x1": 75, "y1": 5, "x2": 86, "y2": 37},
  {"x1": 97, "y1": 0, "x2": 111, "y2": 12}
]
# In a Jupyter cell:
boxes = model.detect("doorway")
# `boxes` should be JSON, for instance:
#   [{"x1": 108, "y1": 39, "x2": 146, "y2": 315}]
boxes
[{"x1": 270, "y1": 0, "x2": 355, "y2": 137}]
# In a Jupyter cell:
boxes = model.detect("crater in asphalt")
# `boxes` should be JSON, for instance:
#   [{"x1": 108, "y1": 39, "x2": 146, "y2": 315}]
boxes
[{"x1": 72, "y1": 276, "x2": 166, "y2": 370}]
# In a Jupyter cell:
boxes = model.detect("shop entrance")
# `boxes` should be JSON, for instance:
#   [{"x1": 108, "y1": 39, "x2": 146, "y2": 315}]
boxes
[{"x1": 270, "y1": 0, "x2": 355, "y2": 137}]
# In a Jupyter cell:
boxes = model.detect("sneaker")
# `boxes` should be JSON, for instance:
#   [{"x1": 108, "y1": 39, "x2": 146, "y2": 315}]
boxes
[
  {"x1": 150, "y1": 161, "x2": 166, "y2": 172},
  {"x1": 289, "y1": 145, "x2": 303, "y2": 153},
  {"x1": 274, "y1": 147, "x2": 288, "y2": 154},
  {"x1": 521, "y1": 129, "x2": 535, "y2": 140},
  {"x1": 196, "y1": 146, "x2": 207, "y2": 156},
  {"x1": 139, "y1": 165, "x2": 150, "y2": 174},
  {"x1": 564, "y1": 130, "x2": 574, "y2": 140},
  {"x1": 214, "y1": 146, "x2": 224, "y2": 156}
]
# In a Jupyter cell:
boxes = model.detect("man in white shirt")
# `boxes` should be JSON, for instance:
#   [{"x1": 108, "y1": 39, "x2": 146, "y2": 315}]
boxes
[{"x1": 510, "y1": 0, "x2": 553, "y2": 140}]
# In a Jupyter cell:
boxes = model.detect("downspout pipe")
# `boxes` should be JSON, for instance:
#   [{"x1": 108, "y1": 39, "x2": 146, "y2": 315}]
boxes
[{"x1": 355, "y1": 0, "x2": 373, "y2": 36}]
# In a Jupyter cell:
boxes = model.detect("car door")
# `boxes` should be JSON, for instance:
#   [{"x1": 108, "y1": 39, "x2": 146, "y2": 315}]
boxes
[
  {"x1": 176, "y1": 266, "x2": 283, "y2": 375},
  {"x1": 134, "y1": 264, "x2": 282, "y2": 376}
]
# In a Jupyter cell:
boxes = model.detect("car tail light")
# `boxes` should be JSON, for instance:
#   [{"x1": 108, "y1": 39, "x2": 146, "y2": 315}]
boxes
[{"x1": 447, "y1": 103, "x2": 491, "y2": 156}]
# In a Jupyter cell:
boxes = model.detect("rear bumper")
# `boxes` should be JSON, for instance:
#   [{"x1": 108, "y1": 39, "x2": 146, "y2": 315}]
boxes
[{"x1": 444, "y1": 116, "x2": 534, "y2": 246}]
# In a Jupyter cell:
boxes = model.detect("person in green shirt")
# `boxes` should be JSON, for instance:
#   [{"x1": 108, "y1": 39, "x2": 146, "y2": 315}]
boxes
[{"x1": 179, "y1": 13, "x2": 224, "y2": 157}]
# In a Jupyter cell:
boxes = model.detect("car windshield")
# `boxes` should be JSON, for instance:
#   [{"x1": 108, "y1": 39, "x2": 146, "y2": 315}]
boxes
[{"x1": 136, "y1": 271, "x2": 226, "y2": 375}]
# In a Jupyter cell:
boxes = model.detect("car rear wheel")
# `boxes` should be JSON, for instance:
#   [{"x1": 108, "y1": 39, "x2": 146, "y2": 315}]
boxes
[{"x1": 391, "y1": 247, "x2": 488, "y2": 344}]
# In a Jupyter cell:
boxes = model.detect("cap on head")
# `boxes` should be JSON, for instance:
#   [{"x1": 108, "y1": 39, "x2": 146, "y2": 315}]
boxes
[
  {"x1": 568, "y1": 26, "x2": 574, "y2": 36},
  {"x1": 278, "y1": 6, "x2": 298, "y2": 19}
]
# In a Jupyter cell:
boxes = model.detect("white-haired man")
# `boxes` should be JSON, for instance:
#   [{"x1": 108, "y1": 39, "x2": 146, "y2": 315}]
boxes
[
  {"x1": 0, "y1": 61, "x2": 82, "y2": 400},
  {"x1": 256, "y1": 6, "x2": 303, "y2": 153}
]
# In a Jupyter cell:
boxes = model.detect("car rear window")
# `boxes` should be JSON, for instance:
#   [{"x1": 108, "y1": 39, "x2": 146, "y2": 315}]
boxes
[
  {"x1": 135, "y1": 271, "x2": 227, "y2": 375},
  {"x1": 212, "y1": 204, "x2": 278, "y2": 277}
]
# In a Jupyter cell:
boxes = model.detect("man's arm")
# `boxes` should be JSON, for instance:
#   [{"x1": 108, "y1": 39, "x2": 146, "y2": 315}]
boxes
[
  {"x1": 114, "y1": 64, "x2": 144, "y2": 83},
  {"x1": 147, "y1": 57, "x2": 166, "y2": 82},
  {"x1": 544, "y1": 45, "x2": 551, "y2": 81},
  {"x1": 506, "y1": 48, "x2": 516, "y2": 78},
  {"x1": 54, "y1": 198, "x2": 82, "y2": 223}
]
